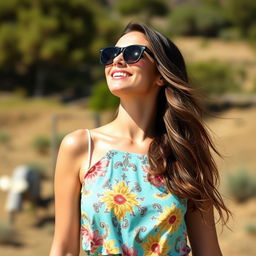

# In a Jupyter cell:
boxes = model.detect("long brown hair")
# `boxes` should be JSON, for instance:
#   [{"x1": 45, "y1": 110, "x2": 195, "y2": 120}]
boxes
[{"x1": 122, "y1": 22, "x2": 230, "y2": 225}]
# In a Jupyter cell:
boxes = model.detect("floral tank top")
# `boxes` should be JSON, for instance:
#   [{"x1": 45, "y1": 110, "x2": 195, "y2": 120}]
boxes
[{"x1": 80, "y1": 129, "x2": 191, "y2": 256}]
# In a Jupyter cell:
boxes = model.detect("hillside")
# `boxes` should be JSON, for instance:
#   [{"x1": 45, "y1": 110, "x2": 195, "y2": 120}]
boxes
[{"x1": 0, "y1": 37, "x2": 256, "y2": 255}]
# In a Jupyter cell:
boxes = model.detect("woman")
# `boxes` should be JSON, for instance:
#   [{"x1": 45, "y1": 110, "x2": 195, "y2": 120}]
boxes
[{"x1": 49, "y1": 22, "x2": 230, "y2": 256}]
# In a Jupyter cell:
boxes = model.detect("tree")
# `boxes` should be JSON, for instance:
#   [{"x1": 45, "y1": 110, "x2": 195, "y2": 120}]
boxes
[
  {"x1": 0, "y1": 0, "x2": 115, "y2": 96},
  {"x1": 225, "y1": 0, "x2": 256, "y2": 35},
  {"x1": 115, "y1": 0, "x2": 169, "y2": 24},
  {"x1": 169, "y1": 2, "x2": 227, "y2": 37}
]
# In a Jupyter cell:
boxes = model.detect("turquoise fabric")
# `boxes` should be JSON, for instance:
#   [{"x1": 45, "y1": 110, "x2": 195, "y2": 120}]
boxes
[{"x1": 80, "y1": 149, "x2": 191, "y2": 256}]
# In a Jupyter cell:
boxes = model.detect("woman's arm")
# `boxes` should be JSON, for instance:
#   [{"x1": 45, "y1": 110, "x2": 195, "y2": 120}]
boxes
[
  {"x1": 49, "y1": 130, "x2": 87, "y2": 256},
  {"x1": 185, "y1": 202, "x2": 223, "y2": 256}
]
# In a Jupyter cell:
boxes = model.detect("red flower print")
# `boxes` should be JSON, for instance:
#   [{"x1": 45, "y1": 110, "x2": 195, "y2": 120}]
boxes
[
  {"x1": 122, "y1": 244, "x2": 139, "y2": 256},
  {"x1": 180, "y1": 242, "x2": 191, "y2": 256},
  {"x1": 142, "y1": 165, "x2": 165, "y2": 187},
  {"x1": 90, "y1": 230, "x2": 104, "y2": 253},
  {"x1": 179, "y1": 232, "x2": 191, "y2": 256},
  {"x1": 84, "y1": 160, "x2": 109, "y2": 183},
  {"x1": 147, "y1": 174, "x2": 165, "y2": 187},
  {"x1": 81, "y1": 226, "x2": 103, "y2": 253},
  {"x1": 81, "y1": 225, "x2": 90, "y2": 243}
]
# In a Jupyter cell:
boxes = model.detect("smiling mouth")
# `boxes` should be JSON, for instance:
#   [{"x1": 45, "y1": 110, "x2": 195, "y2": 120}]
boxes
[{"x1": 112, "y1": 72, "x2": 131, "y2": 79}]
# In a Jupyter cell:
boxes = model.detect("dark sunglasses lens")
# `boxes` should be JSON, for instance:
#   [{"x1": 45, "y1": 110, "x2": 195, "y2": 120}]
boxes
[
  {"x1": 101, "y1": 47, "x2": 119, "y2": 65},
  {"x1": 124, "y1": 46, "x2": 143, "y2": 63}
]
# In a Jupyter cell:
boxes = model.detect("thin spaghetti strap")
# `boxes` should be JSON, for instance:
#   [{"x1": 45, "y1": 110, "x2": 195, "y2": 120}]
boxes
[{"x1": 86, "y1": 129, "x2": 92, "y2": 170}]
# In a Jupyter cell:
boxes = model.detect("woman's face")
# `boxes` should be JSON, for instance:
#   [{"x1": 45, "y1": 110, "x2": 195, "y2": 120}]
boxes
[{"x1": 104, "y1": 31, "x2": 162, "y2": 98}]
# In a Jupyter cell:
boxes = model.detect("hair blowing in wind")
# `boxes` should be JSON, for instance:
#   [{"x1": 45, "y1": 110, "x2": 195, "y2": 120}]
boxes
[{"x1": 122, "y1": 22, "x2": 231, "y2": 225}]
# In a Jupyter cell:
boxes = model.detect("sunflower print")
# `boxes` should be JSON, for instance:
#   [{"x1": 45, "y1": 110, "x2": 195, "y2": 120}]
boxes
[
  {"x1": 81, "y1": 149, "x2": 190, "y2": 255},
  {"x1": 156, "y1": 205, "x2": 182, "y2": 233},
  {"x1": 141, "y1": 233, "x2": 172, "y2": 256},
  {"x1": 104, "y1": 240, "x2": 120, "y2": 254},
  {"x1": 101, "y1": 181, "x2": 139, "y2": 221}
]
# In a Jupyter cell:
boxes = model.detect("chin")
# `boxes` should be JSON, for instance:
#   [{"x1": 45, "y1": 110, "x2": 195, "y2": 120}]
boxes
[
  {"x1": 108, "y1": 81, "x2": 129, "y2": 90},
  {"x1": 108, "y1": 87, "x2": 127, "y2": 97}
]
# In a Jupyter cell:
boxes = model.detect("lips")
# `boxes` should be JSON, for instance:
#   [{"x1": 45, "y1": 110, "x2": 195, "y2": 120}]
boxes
[{"x1": 111, "y1": 70, "x2": 132, "y2": 79}]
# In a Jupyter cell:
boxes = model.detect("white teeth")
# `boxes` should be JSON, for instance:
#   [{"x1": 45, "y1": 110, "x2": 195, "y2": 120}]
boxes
[{"x1": 112, "y1": 72, "x2": 129, "y2": 78}]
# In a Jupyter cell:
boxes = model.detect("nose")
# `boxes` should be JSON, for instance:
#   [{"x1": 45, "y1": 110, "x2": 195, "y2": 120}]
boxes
[{"x1": 112, "y1": 52, "x2": 125, "y2": 66}]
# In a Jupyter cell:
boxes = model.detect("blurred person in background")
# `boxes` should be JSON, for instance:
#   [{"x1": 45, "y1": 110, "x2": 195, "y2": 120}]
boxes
[
  {"x1": 49, "y1": 22, "x2": 230, "y2": 256},
  {"x1": 0, "y1": 165, "x2": 41, "y2": 225}
]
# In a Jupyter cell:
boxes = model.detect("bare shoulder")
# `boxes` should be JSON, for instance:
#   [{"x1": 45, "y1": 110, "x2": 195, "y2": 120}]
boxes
[
  {"x1": 59, "y1": 129, "x2": 89, "y2": 157},
  {"x1": 55, "y1": 129, "x2": 90, "y2": 180}
]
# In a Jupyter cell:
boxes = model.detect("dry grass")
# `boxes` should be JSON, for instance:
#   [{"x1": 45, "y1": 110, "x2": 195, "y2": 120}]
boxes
[
  {"x1": 0, "y1": 37, "x2": 256, "y2": 255},
  {"x1": 175, "y1": 37, "x2": 256, "y2": 91}
]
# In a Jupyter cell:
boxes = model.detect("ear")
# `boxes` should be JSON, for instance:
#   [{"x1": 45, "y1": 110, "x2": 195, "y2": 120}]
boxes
[{"x1": 156, "y1": 76, "x2": 164, "y2": 87}]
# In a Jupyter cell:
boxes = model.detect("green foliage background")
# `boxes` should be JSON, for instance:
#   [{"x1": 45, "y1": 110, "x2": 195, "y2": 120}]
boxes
[
  {"x1": 188, "y1": 60, "x2": 244, "y2": 95},
  {"x1": 0, "y1": 0, "x2": 255, "y2": 108}
]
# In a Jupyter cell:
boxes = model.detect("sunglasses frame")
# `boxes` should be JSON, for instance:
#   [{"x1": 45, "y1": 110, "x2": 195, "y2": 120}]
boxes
[{"x1": 99, "y1": 44, "x2": 154, "y2": 66}]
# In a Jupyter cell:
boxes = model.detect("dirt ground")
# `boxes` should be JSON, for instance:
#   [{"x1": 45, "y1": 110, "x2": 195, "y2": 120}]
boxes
[{"x1": 0, "y1": 103, "x2": 256, "y2": 256}]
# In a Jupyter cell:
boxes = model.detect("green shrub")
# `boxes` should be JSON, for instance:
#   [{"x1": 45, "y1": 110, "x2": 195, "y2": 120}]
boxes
[
  {"x1": 218, "y1": 27, "x2": 242, "y2": 41},
  {"x1": 200, "y1": 39, "x2": 210, "y2": 48},
  {"x1": 188, "y1": 60, "x2": 243, "y2": 95},
  {"x1": 116, "y1": 0, "x2": 168, "y2": 17},
  {"x1": 169, "y1": 4, "x2": 227, "y2": 37},
  {"x1": 0, "y1": 130, "x2": 11, "y2": 145},
  {"x1": 168, "y1": 4, "x2": 196, "y2": 36},
  {"x1": 224, "y1": 0, "x2": 256, "y2": 35},
  {"x1": 13, "y1": 87, "x2": 28, "y2": 98},
  {"x1": 248, "y1": 24, "x2": 256, "y2": 42},
  {"x1": 195, "y1": 6, "x2": 227, "y2": 37},
  {"x1": 0, "y1": 221, "x2": 18, "y2": 245},
  {"x1": 88, "y1": 80, "x2": 120, "y2": 112},
  {"x1": 56, "y1": 133, "x2": 65, "y2": 147},
  {"x1": 32, "y1": 135, "x2": 50, "y2": 154},
  {"x1": 226, "y1": 168, "x2": 256, "y2": 202},
  {"x1": 245, "y1": 223, "x2": 256, "y2": 235},
  {"x1": 90, "y1": 17, "x2": 122, "y2": 60}
]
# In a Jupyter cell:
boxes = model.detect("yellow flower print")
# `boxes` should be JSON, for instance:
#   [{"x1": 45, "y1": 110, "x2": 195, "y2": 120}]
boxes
[
  {"x1": 141, "y1": 233, "x2": 171, "y2": 256},
  {"x1": 154, "y1": 191, "x2": 171, "y2": 200},
  {"x1": 81, "y1": 186, "x2": 91, "y2": 197},
  {"x1": 101, "y1": 181, "x2": 139, "y2": 221},
  {"x1": 156, "y1": 205, "x2": 182, "y2": 233},
  {"x1": 104, "y1": 240, "x2": 120, "y2": 254}
]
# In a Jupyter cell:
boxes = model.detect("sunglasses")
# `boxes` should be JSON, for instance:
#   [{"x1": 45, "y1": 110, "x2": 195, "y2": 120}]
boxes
[{"x1": 99, "y1": 44, "x2": 154, "y2": 66}]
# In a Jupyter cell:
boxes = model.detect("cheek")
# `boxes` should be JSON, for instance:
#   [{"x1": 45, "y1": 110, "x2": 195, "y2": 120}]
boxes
[
  {"x1": 130, "y1": 59, "x2": 146, "y2": 68},
  {"x1": 131, "y1": 60, "x2": 157, "y2": 77}
]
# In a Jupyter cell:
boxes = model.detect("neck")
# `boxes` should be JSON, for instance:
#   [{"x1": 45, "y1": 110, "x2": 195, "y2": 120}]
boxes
[{"x1": 109, "y1": 95, "x2": 158, "y2": 143}]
